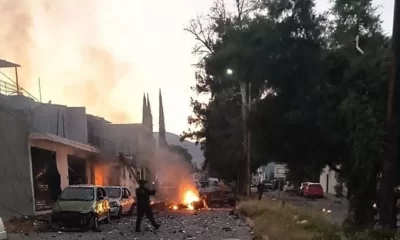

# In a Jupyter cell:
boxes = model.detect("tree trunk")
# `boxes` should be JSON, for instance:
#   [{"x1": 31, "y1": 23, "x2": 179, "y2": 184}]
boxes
[{"x1": 380, "y1": 0, "x2": 400, "y2": 229}]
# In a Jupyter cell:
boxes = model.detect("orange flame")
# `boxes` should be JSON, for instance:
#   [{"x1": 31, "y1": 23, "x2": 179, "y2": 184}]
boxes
[{"x1": 183, "y1": 190, "x2": 199, "y2": 210}]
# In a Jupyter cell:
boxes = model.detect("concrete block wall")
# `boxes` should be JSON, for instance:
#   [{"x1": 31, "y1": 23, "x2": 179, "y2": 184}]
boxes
[
  {"x1": 0, "y1": 106, "x2": 34, "y2": 218},
  {"x1": 0, "y1": 95, "x2": 88, "y2": 144}
]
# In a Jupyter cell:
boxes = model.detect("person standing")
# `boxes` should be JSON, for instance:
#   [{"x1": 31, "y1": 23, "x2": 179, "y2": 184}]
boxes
[
  {"x1": 135, "y1": 179, "x2": 161, "y2": 232},
  {"x1": 257, "y1": 182, "x2": 264, "y2": 201}
]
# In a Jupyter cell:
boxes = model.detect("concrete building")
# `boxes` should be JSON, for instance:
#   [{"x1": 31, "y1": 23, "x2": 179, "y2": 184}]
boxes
[
  {"x1": 319, "y1": 165, "x2": 347, "y2": 196},
  {"x1": 0, "y1": 92, "x2": 155, "y2": 218}
]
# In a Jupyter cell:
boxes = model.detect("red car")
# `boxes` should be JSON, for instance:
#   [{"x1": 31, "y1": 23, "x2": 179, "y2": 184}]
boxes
[{"x1": 303, "y1": 183, "x2": 324, "y2": 198}]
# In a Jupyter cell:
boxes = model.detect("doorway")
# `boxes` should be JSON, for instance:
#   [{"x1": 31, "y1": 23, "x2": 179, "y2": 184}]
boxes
[
  {"x1": 30, "y1": 147, "x2": 61, "y2": 211},
  {"x1": 67, "y1": 155, "x2": 87, "y2": 185}
]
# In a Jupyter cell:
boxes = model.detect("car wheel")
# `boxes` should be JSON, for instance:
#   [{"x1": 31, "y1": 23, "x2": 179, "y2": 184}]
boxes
[
  {"x1": 105, "y1": 211, "x2": 111, "y2": 223},
  {"x1": 88, "y1": 214, "x2": 99, "y2": 231},
  {"x1": 117, "y1": 207, "x2": 122, "y2": 219}
]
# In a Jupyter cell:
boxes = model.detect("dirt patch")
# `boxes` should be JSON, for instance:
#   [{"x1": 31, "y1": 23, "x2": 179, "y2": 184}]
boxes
[{"x1": 4, "y1": 215, "x2": 50, "y2": 233}]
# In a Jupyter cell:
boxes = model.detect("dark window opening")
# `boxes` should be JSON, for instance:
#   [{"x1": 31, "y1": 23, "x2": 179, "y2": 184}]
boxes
[
  {"x1": 30, "y1": 147, "x2": 61, "y2": 211},
  {"x1": 68, "y1": 155, "x2": 87, "y2": 185}
]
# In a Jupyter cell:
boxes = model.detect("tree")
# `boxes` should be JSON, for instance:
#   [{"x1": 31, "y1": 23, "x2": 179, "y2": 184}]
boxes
[
  {"x1": 168, "y1": 145, "x2": 193, "y2": 164},
  {"x1": 184, "y1": 0, "x2": 391, "y2": 228}
]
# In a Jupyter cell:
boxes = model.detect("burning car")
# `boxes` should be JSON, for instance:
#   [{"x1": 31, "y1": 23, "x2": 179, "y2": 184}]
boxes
[
  {"x1": 199, "y1": 185, "x2": 236, "y2": 208},
  {"x1": 168, "y1": 189, "x2": 206, "y2": 211}
]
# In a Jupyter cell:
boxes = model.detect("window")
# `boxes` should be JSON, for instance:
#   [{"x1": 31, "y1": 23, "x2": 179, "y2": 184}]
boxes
[
  {"x1": 122, "y1": 167, "x2": 126, "y2": 179},
  {"x1": 100, "y1": 187, "x2": 107, "y2": 198},
  {"x1": 59, "y1": 187, "x2": 94, "y2": 201},
  {"x1": 96, "y1": 188, "x2": 102, "y2": 200},
  {"x1": 124, "y1": 188, "x2": 131, "y2": 196},
  {"x1": 104, "y1": 187, "x2": 121, "y2": 198}
]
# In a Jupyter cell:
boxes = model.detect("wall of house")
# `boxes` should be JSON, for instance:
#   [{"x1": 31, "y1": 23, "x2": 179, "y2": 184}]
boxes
[
  {"x1": 0, "y1": 106, "x2": 34, "y2": 219},
  {"x1": 0, "y1": 95, "x2": 88, "y2": 144},
  {"x1": 319, "y1": 166, "x2": 338, "y2": 195}
]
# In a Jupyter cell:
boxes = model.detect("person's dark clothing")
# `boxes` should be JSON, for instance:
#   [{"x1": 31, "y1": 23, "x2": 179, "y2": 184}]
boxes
[
  {"x1": 136, "y1": 206, "x2": 158, "y2": 231},
  {"x1": 135, "y1": 186, "x2": 159, "y2": 231},
  {"x1": 136, "y1": 187, "x2": 155, "y2": 207},
  {"x1": 257, "y1": 183, "x2": 263, "y2": 201}
]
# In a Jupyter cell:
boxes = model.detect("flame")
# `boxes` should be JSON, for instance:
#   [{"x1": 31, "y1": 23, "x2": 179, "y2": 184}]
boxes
[
  {"x1": 172, "y1": 205, "x2": 178, "y2": 210},
  {"x1": 183, "y1": 190, "x2": 199, "y2": 210}
]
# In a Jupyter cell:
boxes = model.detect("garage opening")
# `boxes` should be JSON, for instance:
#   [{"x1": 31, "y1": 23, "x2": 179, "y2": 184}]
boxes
[
  {"x1": 30, "y1": 147, "x2": 61, "y2": 211},
  {"x1": 67, "y1": 155, "x2": 87, "y2": 185}
]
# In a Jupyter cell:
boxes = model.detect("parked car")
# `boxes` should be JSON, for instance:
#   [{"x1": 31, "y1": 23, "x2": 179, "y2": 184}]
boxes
[
  {"x1": 262, "y1": 182, "x2": 273, "y2": 192},
  {"x1": 298, "y1": 182, "x2": 311, "y2": 196},
  {"x1": 303, "y1": 183, "x2": 324, "y2": 198},
  {"x1": 0, "y1": 216, "x2": 6, "y2": 240},
  {"x1": 51, "y1": 185, "x2": 111, "y2": 230},
  {"x1": 104, "y1": 186, "x2": 135, "y2": 218}
]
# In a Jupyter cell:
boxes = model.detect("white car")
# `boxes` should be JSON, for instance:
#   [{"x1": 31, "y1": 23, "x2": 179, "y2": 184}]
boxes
[
  {"x1": 0, "y1": 216, "x2": 6, "y2": 240},
  {"x1": 104, "y1": 186, "x2": 135, "y2": 218}
]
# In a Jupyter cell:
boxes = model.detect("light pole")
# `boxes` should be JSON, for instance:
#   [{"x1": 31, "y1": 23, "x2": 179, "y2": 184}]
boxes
[{"x1": 226, "y1": 68, "x2": 251, "y2": 196}]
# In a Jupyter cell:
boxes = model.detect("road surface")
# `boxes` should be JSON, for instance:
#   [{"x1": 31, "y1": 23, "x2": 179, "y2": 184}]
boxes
[{"x1": 7, "y1": 209, "x2": 253, "y2": 240}]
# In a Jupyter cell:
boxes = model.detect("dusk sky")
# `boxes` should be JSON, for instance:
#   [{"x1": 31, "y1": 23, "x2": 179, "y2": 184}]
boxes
[{"x1": 0, "y1": 0, "x2": 394, "y2": 135}]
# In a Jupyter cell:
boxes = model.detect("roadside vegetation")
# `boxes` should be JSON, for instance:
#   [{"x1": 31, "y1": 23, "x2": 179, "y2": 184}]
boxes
[{"x1": 238, "y1": 199, "x2": 399, "y2": 240}]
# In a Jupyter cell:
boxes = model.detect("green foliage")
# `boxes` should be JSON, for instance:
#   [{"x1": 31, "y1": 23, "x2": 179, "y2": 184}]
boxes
[{"x1": 184, "y1": 0, "x2": 391, "y2": 228}]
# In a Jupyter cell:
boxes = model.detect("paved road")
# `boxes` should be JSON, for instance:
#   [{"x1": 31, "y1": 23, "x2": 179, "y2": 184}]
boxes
[{"x1": 7, "y1": 209, "x2": 253, "y2": 240}]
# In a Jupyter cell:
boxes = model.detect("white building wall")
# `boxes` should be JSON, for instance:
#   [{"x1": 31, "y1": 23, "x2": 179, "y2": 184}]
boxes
[{"x1": 319, "y1": 166, "x2": 338, "y2": 194}]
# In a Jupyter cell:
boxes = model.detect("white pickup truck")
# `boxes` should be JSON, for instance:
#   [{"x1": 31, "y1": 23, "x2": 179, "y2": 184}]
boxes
[{"x1": 0, "y1": 216, "x2": 6, "y2": 240}]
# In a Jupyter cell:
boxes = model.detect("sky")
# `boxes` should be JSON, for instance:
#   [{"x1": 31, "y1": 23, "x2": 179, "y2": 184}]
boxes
[{"x1": 0, "y1": 0, "x2": 394, "y2": 135}]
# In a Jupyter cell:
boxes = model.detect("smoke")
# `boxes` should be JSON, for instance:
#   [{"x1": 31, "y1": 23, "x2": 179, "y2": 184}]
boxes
[
  {"x1": 0, "y1": 0, "x2": 136, "y2": 123},
  {"x1": 0, "y1": 0, "x2": 34, "y2": 88},
  {"x1": 62, "y1": 47, "x2": 132, "y2": 123},
  {"x1": 149, "y1": 148, "x2": 196, "y2": 202}
]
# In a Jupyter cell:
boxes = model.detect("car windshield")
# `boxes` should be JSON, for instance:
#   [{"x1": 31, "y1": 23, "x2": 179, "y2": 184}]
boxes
[
  {"x1": 105, "y1": 187, "x2": 121, "y2": 198},
  {"x1": 58, "y1": 187, "x2": 94, "y2": 201}
]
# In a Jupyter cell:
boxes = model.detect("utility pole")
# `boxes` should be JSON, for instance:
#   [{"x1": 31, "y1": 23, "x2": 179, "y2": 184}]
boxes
[{"x1": 380, "y1": 0, "x2": 400, "y2": 228}]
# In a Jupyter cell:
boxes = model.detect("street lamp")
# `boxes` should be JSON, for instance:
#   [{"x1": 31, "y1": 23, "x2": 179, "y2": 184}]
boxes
[{"x1": 225, "y1": 68, "x2": 251, "y2": 196}]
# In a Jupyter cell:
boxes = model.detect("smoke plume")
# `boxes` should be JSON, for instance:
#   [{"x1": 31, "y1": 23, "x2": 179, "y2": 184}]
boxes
[
  {"x1": 0, "y1": 1, "x2": 136, "y2": 123},
  {"x1": 0, "y1": 0, "x2": 34, "y2": 88},
  {"x1": 149, "y1": 148, "x2": 196, "y2": 202}
]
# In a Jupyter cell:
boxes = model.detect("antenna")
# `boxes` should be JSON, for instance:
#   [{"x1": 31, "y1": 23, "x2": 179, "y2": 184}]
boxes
[{"x1": 38, "y1": 78, "x2": 42, "y2": 102}]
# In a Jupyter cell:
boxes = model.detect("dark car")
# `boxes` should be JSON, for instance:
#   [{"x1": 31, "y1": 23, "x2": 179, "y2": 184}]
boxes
[
  {"x1": 262, "y1": 182, "x2": 273, "y2": 191},
  {"x1": 298, "y1": 182, "x2": 311, "y2": 196},
  {"x1": 272, "y1": 179, "x2": 285, "y2": 191}
]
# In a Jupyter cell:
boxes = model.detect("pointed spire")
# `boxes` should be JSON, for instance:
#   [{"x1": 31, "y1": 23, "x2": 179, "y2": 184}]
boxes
[
  {"x1": 142, "y1": 93, "x2": 147, "y2": 124},
  {"x1": 146, "y1": 93, "x2": 153, "y2": 133},
  {"x1": 159, "y1": 89, "x2": 167, "y2": 147}
]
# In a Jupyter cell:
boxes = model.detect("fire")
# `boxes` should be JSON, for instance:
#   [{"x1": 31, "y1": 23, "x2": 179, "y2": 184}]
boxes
[{"x1": 183, "y1": 190, "x2": 199, "y2": 210}]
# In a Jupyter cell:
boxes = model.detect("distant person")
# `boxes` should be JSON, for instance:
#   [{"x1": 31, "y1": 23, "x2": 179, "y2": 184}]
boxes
[
  {"x1": 257, "y1": 182, "x2": 264, "y2": 201},
  {"x1": 135, "y1": 180, "x2": 160, "y2": 232}
]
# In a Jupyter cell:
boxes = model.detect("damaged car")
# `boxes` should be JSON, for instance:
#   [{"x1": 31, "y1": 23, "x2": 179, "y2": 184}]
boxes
[
  {"x1": 51, "y1": 185, "x2": 111, "y2": 230},
  {"x1": 104, "y1": 186, "x2": 135, "y2": 218}
]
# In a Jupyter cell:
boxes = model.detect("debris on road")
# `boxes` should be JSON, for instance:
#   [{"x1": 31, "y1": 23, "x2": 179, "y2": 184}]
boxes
[{"x1": 7, "y1": 209, "x2": 252, "y2": 240}]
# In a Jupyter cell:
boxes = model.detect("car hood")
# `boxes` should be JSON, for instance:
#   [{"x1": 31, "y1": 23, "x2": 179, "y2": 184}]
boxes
[
  {"x1": 55, "y1": 200, "x2": 93, "y2": 212},
  {"x1": 109, "y1": 198, "x2": 121, "y2": 202}
]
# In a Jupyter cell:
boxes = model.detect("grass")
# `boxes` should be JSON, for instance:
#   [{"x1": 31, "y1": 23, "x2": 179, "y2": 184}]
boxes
[{"x1": 237, "y1": 198, "x2": 339, "y2": 240}]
